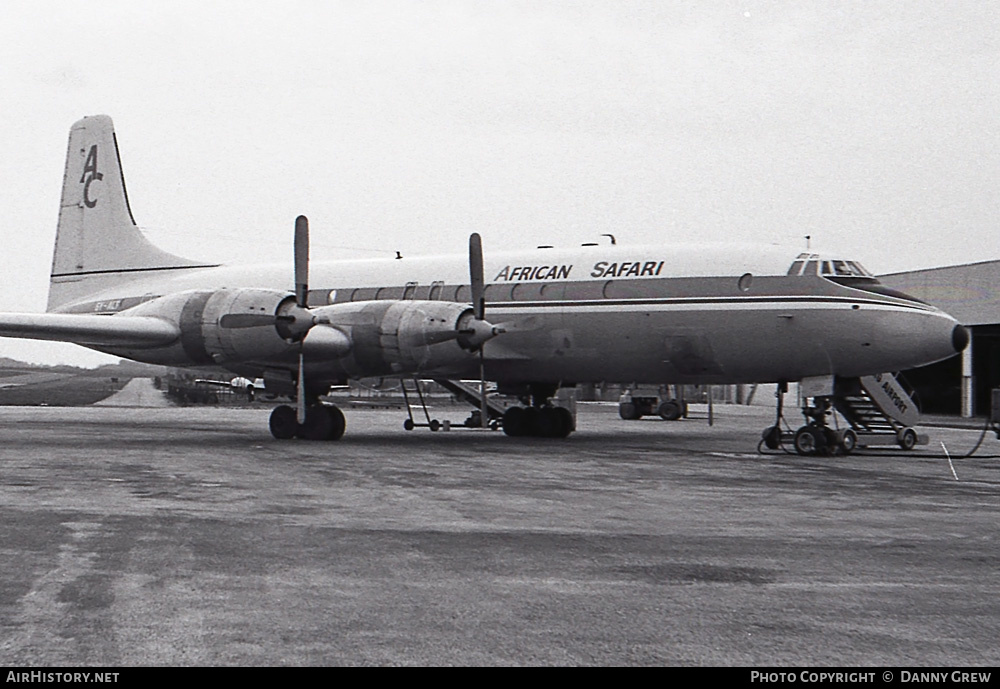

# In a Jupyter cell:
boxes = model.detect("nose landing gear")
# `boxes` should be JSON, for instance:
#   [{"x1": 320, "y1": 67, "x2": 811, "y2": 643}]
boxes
[
  {"x1": 762, "y1": 376, "x2": 926, "y2": 456},
  {"x1": 760, "y1": 383, "x2": 859, "y2": 456}
]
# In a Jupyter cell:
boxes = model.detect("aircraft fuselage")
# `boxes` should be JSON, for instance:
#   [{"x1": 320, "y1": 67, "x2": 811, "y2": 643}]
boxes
[{"x1": 50, "y1": 242, "x2": 965, "y2": 389}]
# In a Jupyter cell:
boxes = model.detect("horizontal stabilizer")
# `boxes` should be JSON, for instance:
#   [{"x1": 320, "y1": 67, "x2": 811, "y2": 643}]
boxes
[{"x1": 0, "y1": 313, "x2": 179, "y2": 347}]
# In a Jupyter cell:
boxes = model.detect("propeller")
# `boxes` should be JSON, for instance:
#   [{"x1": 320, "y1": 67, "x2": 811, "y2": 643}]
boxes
[
  {"x1": 219, "y1": 215, "x2": 315, "y2": 338},
  {"x1": 468, "y1": 233, "x2": 489, "y2": 428},
  {"x1": 459, "y1": 233, "x2": 544, "y2": 427}
]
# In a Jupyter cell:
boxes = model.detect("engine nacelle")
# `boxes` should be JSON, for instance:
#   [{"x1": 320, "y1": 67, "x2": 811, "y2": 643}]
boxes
[
  {"x1": 312, "y1": 300, "x2": 479, "y2": 376},
  {"x1": 113, "y1": 291, "x2": 480, "y2": 377},
  {"x1": 119, "y1": 288, "x2": 299, "y2": 365}
]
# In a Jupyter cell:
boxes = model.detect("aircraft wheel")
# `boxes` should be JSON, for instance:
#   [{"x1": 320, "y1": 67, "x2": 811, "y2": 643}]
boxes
[
  {"x1": 553, "y1": 407, "x2": 574, "y2": 438},
  {"x1": 658, "y1": 400, "x2": 683, "y2": 421},
  {"x1": 502, "y1": 407, "x2": 527, "y2": 437},
  {"x1": 297, "y1": 406, "x2": 333, "y2": 441},
  {"x1": 269, "y1": 405, "x2": 298, "y2": 440},
  {"x1": 793, "y1": 426, "x2": 824, "y2": 456},
  {"x1": 403, "y1": 418, "x2": 415, "y2": 431},
  {"x1": 429, "y1": 419, "x2": 441, "y2": 432},
  {"x1": 532, "y1": 408, "x2": 558, "y2": 438},
  {"x1": 619, "y1": 402, "x2": 639, "y2": 420},
  {"x1": 326, "y1": 405, "x2": 346, "y2": 441},
  {"x1": 761, "y1": 426, "x2": 781, "y2": 450},
  {"x1": 522, "y1": 407, "x2": 540, "y2": 435},
  {"x1": 898, "y1": 428, "x2": 918, "y2": 451},
  {"x1": 839, "y1": 429, "x2": 857, "y2": 455}
]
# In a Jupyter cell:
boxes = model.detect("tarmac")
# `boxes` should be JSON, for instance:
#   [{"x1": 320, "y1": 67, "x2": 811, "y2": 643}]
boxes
[{"x1": 0, "y1": 402, "x2": 997, "y2": 666}]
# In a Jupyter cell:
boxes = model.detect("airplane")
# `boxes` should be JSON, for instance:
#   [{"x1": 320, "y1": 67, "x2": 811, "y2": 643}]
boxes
[
  {"x1": 0, "y1": 115, "x2": 969, "y2": 447},
  {"x1": 194, "y1": 376, "x2": 268, "y2": 401}
]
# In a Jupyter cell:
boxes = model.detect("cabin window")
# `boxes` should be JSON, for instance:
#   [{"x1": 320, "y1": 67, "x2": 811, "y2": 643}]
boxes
[
  {"x1": 805, "y1": 260, "x2": 818, "y2": 275},
  {"x1": 428, "y1": 281, "x2": 443, "y2": 300},
  {"x1": 403, "y1": 282, "x2": 417, "y2": 300},
  {"x1": 738, "y1": 273, "x2": 753, "y2": 292},
  {"x1": 787, "y1": 261, "x2": 804, "y2": 276},
  {"x1": 327, "y1": 290, "x2": 338, "y2": 304}
]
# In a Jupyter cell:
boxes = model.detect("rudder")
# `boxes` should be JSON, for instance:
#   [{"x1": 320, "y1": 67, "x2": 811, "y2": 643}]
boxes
[{"x1": 48, "y1": 115, "x2": 210, "y2": 311}]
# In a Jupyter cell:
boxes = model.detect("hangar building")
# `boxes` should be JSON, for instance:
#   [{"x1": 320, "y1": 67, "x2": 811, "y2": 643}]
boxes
[{"x1": 882, "y1": 262, "x2": 1000, "y2": 418}]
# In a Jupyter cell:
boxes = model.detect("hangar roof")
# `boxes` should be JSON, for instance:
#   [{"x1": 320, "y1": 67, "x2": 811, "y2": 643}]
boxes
[{"x1": 881, "y1": 260, "x2": 1000, "y2": 326}]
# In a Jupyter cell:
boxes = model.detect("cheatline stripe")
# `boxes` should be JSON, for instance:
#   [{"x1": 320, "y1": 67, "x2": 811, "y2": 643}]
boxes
[
  {"x1": 68, "y1": 293, "x2": 940, "y2": 316},
  {"x1": 51, "y1": 264, "x2": 220, "y2": 278},
  {"x1": 489, "y1": 295, "x2": 938, "y2": 312}
]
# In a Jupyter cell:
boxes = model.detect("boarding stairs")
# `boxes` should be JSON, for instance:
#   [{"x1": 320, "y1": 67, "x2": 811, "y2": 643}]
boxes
[
  {"x1": 433, "y1": 378, "x2": 509, "y2": 424},
  {"x1": 399, "y1": 378, "x2": 509, "y2": 431},
  {"x1": 831, "y1": 374, "x2": 925, "y2": 448}
]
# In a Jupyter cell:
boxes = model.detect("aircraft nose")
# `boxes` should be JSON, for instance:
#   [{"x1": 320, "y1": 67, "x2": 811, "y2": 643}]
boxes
[{"x1": 953, "y1": 324, "x2": 970, "y2": 353}]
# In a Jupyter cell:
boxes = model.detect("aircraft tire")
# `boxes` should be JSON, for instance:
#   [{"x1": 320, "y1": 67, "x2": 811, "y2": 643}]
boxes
[
  {"x1": 502, "y1": 407, "x2": 527, "y2": 437},
  {"x1": 793, "y1": 426, "x2": 824, "y2": 456},
  {"x1": 762, "y1": 426, "x2": 781, "y2": 450},
  {"x1": 326, "y1": 405, "x2": 346, "y2": 441},
  {"x1": 535, "y1": 408, "x2": 561, "y2": 438},
  {"x1": 522, "y1": 407, "x2": 539, "y2": 435},
  {"x1": 553, "y1": 407, "x2": 574, "y2": 438},
  {"x1": 269, "y1": 405, "x2": 298, "y2": 440},
  {"x1": 297, "y1": 406, "x2": 333, "y2": 441},
  {"x1": 657, "y1": 400, "x2": 683, "y2": 421}
]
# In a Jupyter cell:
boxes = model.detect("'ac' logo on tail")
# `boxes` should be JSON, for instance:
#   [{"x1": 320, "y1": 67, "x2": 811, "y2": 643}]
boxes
[{"x1": 80, "y1": 145, "x2": 104, "y2": 208}]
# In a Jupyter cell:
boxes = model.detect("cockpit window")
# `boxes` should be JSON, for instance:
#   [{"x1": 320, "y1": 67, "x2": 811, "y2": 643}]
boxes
[
  {"x1": 846, "y1": 261, "x2": 873, "y2": 277},
  {"x1": 786, "y1": 255, "x2": 875, "y2": 279},
  {"x1": 818, "y1": 259, "x2": 874, "y2": 279}
]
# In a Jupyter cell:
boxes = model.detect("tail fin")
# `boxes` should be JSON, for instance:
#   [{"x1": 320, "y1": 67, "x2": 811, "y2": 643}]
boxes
[{"x1": 47, "y1": 115, "x2": 212, "y2": 311}]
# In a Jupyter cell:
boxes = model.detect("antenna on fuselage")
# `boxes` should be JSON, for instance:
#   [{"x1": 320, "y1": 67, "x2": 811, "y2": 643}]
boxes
[
  {"x1": 601, "y1": 233, "x2": 617, "y2": 245},
  {"x1": 805, "y1": 235, "x2": 811, "y2": 249}
]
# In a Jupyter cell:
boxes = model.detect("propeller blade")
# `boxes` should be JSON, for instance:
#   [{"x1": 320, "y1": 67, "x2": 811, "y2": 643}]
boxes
[
  {"x1": 305, "y1": 307, "x2": 376, "y2": 327},
  {"x1": 469, "y1": 233, "x2": 485, "y2": 321},
  {"x1": 295, "y1": 215, "x2": 309, "y2": 308}
]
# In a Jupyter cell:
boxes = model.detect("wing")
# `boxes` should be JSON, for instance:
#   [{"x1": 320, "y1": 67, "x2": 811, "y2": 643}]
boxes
[{"x1": 0, "y1": 313, "x2": 179, "y2": 347}]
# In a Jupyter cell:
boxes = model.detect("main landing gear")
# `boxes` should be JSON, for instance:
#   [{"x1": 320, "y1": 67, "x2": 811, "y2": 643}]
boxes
[
  {"x1": 269, "y1": 403, "x2": 346, "y2": 441},
  {"x1": 501, "y1": 406, "x2": 574, "y2": 438},
  {"x1": 499, "y1": 384, "x2": 575, "y2": 439}
]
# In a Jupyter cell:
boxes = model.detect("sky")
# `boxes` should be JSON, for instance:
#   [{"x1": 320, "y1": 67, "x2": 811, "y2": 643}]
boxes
[{"x1": 0, "y1": 1, "x2": 998, "y2": 366}]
